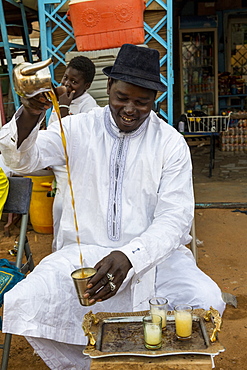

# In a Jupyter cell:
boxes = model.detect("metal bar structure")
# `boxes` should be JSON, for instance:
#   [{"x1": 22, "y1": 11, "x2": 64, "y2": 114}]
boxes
[
  {"x1": 37, "y1": 0, "x2": 173, "y2": 121},
  {"x1": 195, "y1": 202, "x2": 247, "y2": 209},
  {"x1": 0, "y1": 0, "x2": 35, "y2": 111},
  {"x1": 144, "y1": 0, "x2": 173, "y2": 123},
  {"x1": 38, "y1": 0, "x2": 76, "y2": 86}
]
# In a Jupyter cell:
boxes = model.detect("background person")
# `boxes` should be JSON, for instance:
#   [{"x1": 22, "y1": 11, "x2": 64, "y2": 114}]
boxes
[{"x1": 48, "y1": 55, "x2": 98, "y2": 122}]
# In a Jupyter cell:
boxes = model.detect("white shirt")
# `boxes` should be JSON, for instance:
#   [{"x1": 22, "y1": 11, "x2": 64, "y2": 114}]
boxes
[{"x1": 48, "y1": 91, "x2": 98, "y2": 124}]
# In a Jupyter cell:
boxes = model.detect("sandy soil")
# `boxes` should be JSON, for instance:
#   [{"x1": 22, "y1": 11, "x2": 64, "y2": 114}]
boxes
[{"x1": 0, "y1": 204, "x2": 246, "y2": 369}]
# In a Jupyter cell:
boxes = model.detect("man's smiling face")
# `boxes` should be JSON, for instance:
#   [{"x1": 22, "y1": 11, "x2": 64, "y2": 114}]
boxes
[{"x1": 107, "y1": 78, "x2": 156, "y2": 133}]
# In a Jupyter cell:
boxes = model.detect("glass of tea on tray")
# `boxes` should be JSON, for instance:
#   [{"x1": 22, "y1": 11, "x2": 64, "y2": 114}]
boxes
[
  {"x1": 174, "y1": 304, "x2": 193, "y2": 340},
  {"x1": 149, "y1": 297, "x2": 168, "y2": 330},
  {"x1": 143, "y1": 314, "x2": 162, "y2": 350}
]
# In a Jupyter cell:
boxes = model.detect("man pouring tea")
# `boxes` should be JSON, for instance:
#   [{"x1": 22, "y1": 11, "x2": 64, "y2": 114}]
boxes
[{"x1": 0, "y1": 44, "x2": 225, "y2": 369}]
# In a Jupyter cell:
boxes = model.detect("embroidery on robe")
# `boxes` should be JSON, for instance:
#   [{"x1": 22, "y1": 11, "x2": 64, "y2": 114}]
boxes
[{"x1": 104, "y1": 107, "x2": 149, "y2": 241}]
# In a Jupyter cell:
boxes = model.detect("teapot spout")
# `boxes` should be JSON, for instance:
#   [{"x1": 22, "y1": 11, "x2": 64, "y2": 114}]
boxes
[{"x1": 21, "y1": 58, "x2": 53, "y2": 76}]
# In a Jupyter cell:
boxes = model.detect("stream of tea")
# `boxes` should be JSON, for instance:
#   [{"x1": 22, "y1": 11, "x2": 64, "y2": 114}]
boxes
[{"x1": 49, "y1": 90, "x2": 84, "y2": 277}]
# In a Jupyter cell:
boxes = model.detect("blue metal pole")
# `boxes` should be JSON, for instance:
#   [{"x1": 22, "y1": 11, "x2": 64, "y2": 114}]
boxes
[
  {"x1": 19, "y1": 1, "x2": 33, "y2": 62},
  {"x1": 0, "y1": 0, "x2": 20, "y2": 110},
  {"x1": 38, "y1": 0, "x2": 50, "y2": 61},
  {"x1": 167, "y1": 0, "x2": 174, "y2": 125},
  {"x1": 144, "y1": 0, "x2": 173, "y2": 124}
]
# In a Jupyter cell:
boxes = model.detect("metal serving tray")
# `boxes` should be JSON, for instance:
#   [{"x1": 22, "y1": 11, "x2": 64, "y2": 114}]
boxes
[{"x1": 83, "y1": 309, "x2": 225, "y2": 359}]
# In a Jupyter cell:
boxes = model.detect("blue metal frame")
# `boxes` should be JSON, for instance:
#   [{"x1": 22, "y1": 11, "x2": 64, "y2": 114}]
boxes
[
  {"x1": 38, "y1": 0, "x2": 76, "y2": 85},
  {"x1": 0, "y1": 0, "x2": 34, "y2": 110},
  {"x1": 38, "y1": 0, "x2": 173, "y2": 122},
  {"x1": 144, "y1": 0, "x2": 173, "y2": 123}
]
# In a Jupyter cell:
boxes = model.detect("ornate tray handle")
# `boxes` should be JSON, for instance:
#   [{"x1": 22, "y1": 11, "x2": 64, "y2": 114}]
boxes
[
  {"x1": 204, "y1": 306, "x2": 222, "y2": 342},
  {"x1": 82, "y1": 310, "x2": 99, "y2": 346}
]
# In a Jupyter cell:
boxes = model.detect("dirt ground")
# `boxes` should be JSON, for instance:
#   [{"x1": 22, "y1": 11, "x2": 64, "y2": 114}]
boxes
[{"x1": 0, "y1": 145, "x2": 247, "y2": 369}]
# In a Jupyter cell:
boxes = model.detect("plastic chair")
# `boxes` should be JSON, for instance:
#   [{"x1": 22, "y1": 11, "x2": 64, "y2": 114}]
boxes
[{"x1": 0, "y1": 177, "x2": 35, "y2": 370}]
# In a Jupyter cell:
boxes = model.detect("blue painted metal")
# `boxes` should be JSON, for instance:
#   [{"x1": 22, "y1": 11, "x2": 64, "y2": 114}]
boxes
[
  {"x1": 166, "y1": 0, "x2": 173, "y2": 125},
  {"x1": 144, "y1": 0, "x2": 173, "y2": 123},
  {"x1": 38, "y1": 0, "x2": 173, "y2": 122},
  {"x1": 0, "y1": 0, "x2": 35, "y2": 110},
  {"x1": 38, "y1": 0, "x2": 76, "y2": 87},
  {"x1": 19, "y1": 2, "x2": 33, "y2": 63}
]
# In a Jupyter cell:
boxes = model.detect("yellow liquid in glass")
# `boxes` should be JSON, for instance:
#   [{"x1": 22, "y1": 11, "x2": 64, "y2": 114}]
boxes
[{"x1": 49, "y1": 90, "x2": 84, "y2": 278}]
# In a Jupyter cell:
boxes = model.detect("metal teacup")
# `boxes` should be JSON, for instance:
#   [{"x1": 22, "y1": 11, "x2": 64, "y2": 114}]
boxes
[{"x1": 71, "y1": 267, "x2": 97, "y2": 306}]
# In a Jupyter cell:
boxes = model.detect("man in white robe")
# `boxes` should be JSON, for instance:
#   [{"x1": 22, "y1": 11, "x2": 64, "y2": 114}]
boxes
[{"x1": 0, "y1": 44, "x2": 225, "y2": 369}]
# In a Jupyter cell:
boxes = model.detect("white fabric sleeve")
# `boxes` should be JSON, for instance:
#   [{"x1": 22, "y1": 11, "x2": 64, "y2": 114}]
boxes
[
  {"x1": 0, "y1": 106, "x2": 41, "y2": 170},
  {"x1": 0, "y1": 106, "x2": 66, "y2": 174}
]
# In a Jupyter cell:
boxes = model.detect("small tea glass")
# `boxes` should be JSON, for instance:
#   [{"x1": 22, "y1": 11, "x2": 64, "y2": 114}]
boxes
[
  {"x1": 143, "y1": 314, "x2": 162, "y2": 350},
  {"x1": 149, "y1": 297, "x2": 168, "y2": 330},
  {"x1": 174, "y1": 304, "x2": 193, "y2": 340}
]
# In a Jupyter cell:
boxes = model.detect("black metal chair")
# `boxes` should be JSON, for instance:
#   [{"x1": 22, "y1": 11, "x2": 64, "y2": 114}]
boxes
[{"x1": 0, "y1": 177, "x2": 35, "y2": 369}]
